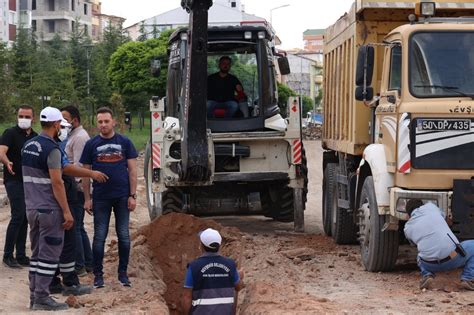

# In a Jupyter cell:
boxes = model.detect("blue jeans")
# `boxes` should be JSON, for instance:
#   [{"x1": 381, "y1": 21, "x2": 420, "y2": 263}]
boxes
[
  {"x1": 418, "y1": 240, "x2": 474, "y2": 281},
  {"x1": 72, "y1": 192, "x2": 93, "y2": 270},
  {"x1": 92, "y1": 197, "x2": 130, "y2": 275},
  {"x1": 207, "y1": 100, "x2": 238, "y2": 118},
  {"x1": 3, "y1": 180, "x2": 28, "y2": 259}
]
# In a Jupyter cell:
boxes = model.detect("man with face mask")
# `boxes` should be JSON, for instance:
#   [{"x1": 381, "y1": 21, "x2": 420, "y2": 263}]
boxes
[
  {"x1": 0, "y1": 105, "x2": 37, "y2": 268},
  {"x1": 22, "y1": 106, "x2": 74, "y2": 310}
]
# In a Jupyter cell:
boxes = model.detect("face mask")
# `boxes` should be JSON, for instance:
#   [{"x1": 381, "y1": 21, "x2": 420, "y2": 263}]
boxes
[
  {"x1": 58, "y1": 126, "x2": 70, "y2": 142},
  {"x1": 18, "y1": 118, "x2": 32, "y2": 130}
]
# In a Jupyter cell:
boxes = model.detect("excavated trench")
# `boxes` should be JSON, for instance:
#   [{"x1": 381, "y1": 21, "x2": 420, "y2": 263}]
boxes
[{"x1": 138, "y1": 213, "x2": 245, "y2": 314}]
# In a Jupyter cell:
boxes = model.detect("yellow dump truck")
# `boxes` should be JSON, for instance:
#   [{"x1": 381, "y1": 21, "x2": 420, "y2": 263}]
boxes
[{"x1": 322, "y1": 0, "x2": 474, "y2": 271}]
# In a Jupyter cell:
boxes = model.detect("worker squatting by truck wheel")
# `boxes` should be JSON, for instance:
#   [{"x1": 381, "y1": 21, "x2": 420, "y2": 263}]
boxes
[
  {"x1": 358, "y1": 176, "x2": 399, "y2": 272},
  {"x1": 261, "y1": 147, "x2": 308, "y2": 222},
  {"x1": 322, "y1": 163, "x2": 336, "y2": 236}
]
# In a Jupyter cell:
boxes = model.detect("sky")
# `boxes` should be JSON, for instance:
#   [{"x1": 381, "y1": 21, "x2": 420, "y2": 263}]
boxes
[{"x1": 100, "y1": 0, "x2": 355, "y2": 49}]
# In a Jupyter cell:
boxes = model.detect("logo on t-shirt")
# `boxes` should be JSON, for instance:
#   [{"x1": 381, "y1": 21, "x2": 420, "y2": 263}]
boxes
[{"x1": 96, "y1": 144, "x2": 124, "y2": 163}]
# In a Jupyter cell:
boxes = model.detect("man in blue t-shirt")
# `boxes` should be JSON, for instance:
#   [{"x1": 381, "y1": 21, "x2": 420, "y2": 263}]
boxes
[
  {"x1": 182, "y1": 228, "x2": 243, "y2": 315},
  {"x1": 80, "y1": 107, "x2": 138, "y2": 289}
]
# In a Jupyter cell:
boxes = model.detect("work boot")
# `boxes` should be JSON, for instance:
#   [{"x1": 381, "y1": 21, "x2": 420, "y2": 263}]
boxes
[
  {"x1": 2, "y1": 256, "x2": 21, "y2": 268},
  {"x1": 31, "y1": 296, "x2": 68, "y2": 311},
  {"x1": 75, "y1": 267, "x2": 88, "y2": 277},
  {"x1": 62, "y1": 284, "x2": 92, "y2": 296},
  {"x1": 16, "y1": 256, "x2": 30, "y2": 266},
  {"x1": 118, "y1": 272, "x2": 132, "y2": 287},
  {"x1": 419, "y1": 275, "x2": 434, "y2": 290},
  {"x1": 49, "y1": 282, "x2": 64, "y2": 294},
  {"x1": 461, "y1": 279, "x2": 474, "y2": 291}
]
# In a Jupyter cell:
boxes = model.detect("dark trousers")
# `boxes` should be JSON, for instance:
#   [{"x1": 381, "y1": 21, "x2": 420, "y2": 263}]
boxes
[
  {"x1": 73, "y1": 191, "x2": 93, "y2": 269},
  {"x1": 3, "y1": 180, "x2": 28, "y2": 259},
  {"x1": 93, "y1": 197, "x2": 130, "y2": 275},
  {"x1": 50, "y1": 220, "x2": 79, "y2": 287},
  {"x1": 27, "y1": 208, "x2": 64, "y2": 299}
]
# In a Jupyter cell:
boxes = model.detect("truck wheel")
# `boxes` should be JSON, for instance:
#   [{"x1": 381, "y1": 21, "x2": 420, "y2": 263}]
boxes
[
  {"x1": 358, "y1": 176, "x2": 399, "y2": 271},
  {"x1": 144, "y1": 142, "x2": 161, "y2": 220},
  {"x1": 330, "y1": 166, "x2": 357, "y2": 244},
  {"x1": 162, "y1": 188, "x2": 185, "y2": 214},
  {"x1": 261, "y1": 146, "x2": 309, "y2": 222},
  {"x1": 322, "y1": 163, "x2": 336, "y2": 236}
]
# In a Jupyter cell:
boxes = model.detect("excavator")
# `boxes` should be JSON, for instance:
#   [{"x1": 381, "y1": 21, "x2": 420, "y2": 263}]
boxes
[{"x1": 144, "y1": 0, "x2": 308, "y2": 230}]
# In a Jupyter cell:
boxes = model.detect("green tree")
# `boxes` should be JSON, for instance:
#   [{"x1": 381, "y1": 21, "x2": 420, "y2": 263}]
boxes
[
  {"x1": 277, "y1": 82, "x2": 297, "y2": 117},
  {"x1": 0, "y1": 42, "x2": 15, "y2": 121},
  {"x1": 302, "y1": 95, "x2": 314, "y2": 114},
  {"x1": 108, "y1": 30, "x2": 172, "y2": 110}
]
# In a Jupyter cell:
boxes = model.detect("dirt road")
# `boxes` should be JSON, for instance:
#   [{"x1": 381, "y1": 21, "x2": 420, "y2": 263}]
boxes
[{"x1": 0, "y1": 140, "x2": 473, "y2": 314}]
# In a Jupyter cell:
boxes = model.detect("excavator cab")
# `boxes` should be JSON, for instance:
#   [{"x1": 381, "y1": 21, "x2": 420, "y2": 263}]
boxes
[{"x1": 166, "y1": 26, "x2": 286, "y2": 132}]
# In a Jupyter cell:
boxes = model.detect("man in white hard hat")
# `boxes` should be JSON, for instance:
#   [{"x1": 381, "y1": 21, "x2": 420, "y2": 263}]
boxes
[{"x1": 182, "y1": 228, "x2": 243, "y2": 315}]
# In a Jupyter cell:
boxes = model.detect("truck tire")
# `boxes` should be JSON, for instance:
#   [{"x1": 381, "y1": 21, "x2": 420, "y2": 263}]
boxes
[
  {"x1": 322, "y1": 163, "x2": 336, "y2": 236},
  {"x1": 162, "y1": 188, "x2": 185, "y2": 214},
  {"x1": 330, "y1": 166, "x2": 357, "y2": 244},
  {"x1": 144, "y1": 142, "x2": 161, "y2": 220},
  {"x1": 358, "y1": 176, "x2": 399, "y2": 272},
  {"x1": 261, "y1": 146, "x2": 309, "y2": 222}
]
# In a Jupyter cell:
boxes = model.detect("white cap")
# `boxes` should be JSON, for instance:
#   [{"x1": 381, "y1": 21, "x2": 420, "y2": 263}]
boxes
[
  {"x1": 40, "y1": 106, "x2": 63, "y2": 122},
  {"x1": 199, "y1": 228, "x2": 222, "y2": 248},
  {"x1": 60, "y1": 118, "x2": 71, "y2": 128}
]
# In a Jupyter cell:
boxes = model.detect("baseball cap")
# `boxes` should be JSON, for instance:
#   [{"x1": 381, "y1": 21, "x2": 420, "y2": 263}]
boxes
[
  {"x1": 40, "y1": 106, "x2": 63, "y2": 122},
  {"x1": 60, "y1": 118, "x2": 71, "y2": 128},
  {"x1": 199, "y1": 228, "x2": 222, "y2": 248}
]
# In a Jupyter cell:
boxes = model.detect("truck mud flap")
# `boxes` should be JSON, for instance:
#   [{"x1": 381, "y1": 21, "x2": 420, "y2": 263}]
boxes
[{"x1": 451, "y1": 179, "x2": 474, "y2": 240}]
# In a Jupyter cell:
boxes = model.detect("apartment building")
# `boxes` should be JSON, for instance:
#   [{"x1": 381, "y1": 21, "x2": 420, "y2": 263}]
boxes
[
  {"x1": 0, "y1": 0, "x2": 19, "y2": 45},
  {"x1": 303, "y1": 29, "x2": 324, "y2": 53},
  {"x1": 31, "y1": 0, "x2": 93, "y2": 41}
]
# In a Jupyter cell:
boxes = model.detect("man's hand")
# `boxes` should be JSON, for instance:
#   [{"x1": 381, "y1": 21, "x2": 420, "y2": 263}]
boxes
[
  {"x1": 84, "y1": 199, "x2": 93, "y2": 215},
  {"x1": 6, "y1": 161, "x2": 14, "y2": 175},
  {"x1": 91, "y1": 170, "x2": 108, "y2": 183},
  {"x1": 128, "y1": 197, "x2": 136, "y2": 212},
  {"x1": 63, "y1": 210, "x2": 74, "y2": 230}
]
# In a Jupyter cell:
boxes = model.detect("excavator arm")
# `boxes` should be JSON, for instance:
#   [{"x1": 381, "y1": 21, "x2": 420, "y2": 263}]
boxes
[{"x1": 180, "y1": 0, "x2": 213, "y2": 182}]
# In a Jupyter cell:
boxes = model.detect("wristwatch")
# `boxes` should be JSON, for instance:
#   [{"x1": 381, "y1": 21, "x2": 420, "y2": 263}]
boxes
[{"x1": 129, "y1": 193, "x2": 137, "y2": 199}]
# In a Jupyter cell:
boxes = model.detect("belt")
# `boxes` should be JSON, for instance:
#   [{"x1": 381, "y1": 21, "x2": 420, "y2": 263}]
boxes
[{"x1": 420, "y1": 251, "x2": 457, "y2": 264}]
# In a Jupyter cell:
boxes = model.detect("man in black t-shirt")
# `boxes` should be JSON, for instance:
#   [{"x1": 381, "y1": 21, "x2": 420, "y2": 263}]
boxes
[
  {"x1": 207, "y1": 56, "x2": 245, "y2": 118},
  {"x1": 0, "y1": 105, "x2": 37, "y2": 268}
]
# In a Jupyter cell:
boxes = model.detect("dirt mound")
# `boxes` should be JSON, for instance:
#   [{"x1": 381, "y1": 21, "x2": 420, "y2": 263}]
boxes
[
  {"x1": 139, "y1": 213, "x2": 244, "y2": 314},
  {"x1": 240, "y1": 281, "x2": 335, "y2": 314}
]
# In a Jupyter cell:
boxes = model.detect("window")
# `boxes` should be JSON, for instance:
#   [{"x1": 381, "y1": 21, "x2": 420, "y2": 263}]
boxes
[
  {"x1": 32, "y1": 0, "x2": 36, "y2": 10},
  {"x1": 48, "y1": 20, "x2": 55, "y2": 33},
  {"x1": 71, "y1": 20, "x2": 75, "y2": 31},
  {"x1": 9, "y1": 11, "x2": 16, "y2": 25},
  {"x1": 71, "y1": 0, "x2": 75, "y2": 11},
  {"x1": 84, "y1": 24, "x2": 88, "y2": 35},
  {"x1": 84, "y1": 3, "x2": 88, "y2": 15},
  {"x1": 32, "y1": 20, "x2": 36, "y2": 32},
  {"x1": 231, "y1": 1, "x2": 236, "y2": 8},
  {"x1": 48, "y1": 0, "x2": 55, "y2": 11},
  {"x1": 388, "y1": 45, "x2": 402, "y2": 91}
]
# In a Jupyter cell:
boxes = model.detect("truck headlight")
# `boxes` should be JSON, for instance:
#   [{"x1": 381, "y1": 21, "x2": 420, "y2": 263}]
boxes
[
  {"x1": 416, "y1": 2, "x2": 436, "y2": 17},
  {"x1": 244, "y1": 31, "x2": 252, "y2": 39},
  {"x1": 396, "y1": 198, "x2": 439, "y2": 213}
]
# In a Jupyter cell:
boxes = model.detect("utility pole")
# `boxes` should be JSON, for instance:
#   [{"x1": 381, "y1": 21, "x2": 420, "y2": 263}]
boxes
[
  {"x1": 84, "y1": 44, "x2": 94, "y2": 125},
  {"x1": 270, "y1": 4, "x2": 290, "y2": 26}
]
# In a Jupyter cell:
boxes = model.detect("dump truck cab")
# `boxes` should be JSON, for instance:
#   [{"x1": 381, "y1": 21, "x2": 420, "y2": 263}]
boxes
[{"x1": 323, "y1": 0, "x2": 474, "y2": 271}]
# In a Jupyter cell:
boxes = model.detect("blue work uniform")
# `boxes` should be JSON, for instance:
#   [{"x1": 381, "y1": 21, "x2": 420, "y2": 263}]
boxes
[{"x1": 184, "y1": 253, "x2": 240, "y2": 315}]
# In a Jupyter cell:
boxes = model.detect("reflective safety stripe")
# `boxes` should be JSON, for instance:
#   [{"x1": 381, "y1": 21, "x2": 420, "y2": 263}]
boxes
[
  {"x1": 59, "y1": 262, "x2": 75, "y2": 268},
  {"x1": 192, "y1": 297, "x2": 234, "y2": 306},
  {"x1": 38, "y1": 261, "x2": 58, "y2": 269},
  {"x1": 60, "y1": 267, "x2": 75, "y2": 273},
  {"x1": 37, "y1": 269, "x2": 57, "y2": 275},
  {"x1": 23, "y1": 176, "x2": 51, "y2": 184}
]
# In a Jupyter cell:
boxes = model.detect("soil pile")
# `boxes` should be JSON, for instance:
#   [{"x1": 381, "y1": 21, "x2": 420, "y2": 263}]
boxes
[{"x1": 139, "y1": 213, "x2": 244, "y2": 314}]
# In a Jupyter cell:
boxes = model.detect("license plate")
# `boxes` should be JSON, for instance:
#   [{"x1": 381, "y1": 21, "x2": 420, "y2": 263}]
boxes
[{"x1": 418, "y1": 119, "x2": 471, "y2": 131}]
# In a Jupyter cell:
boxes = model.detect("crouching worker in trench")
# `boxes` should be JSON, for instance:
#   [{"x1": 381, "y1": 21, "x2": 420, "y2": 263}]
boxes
[
  {"x1": 182, "y1": 228, "x2": 243, "y2": 315},
  {"x1": 404, "y1": 199, "x2": 474, "y2": 290}
]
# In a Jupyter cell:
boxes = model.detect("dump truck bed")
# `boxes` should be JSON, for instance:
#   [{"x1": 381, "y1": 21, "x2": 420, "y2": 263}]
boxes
[{"x1": 322, "y1": 0, "x2": 474, "y2": 156}]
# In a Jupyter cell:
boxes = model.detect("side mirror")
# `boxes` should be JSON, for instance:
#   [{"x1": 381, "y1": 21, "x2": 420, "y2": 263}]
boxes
[
  {"x1": 355, "y1": 45, "x2": 374, "y2": 86},
  {"x1": 278, "y1": 57, "x2": 291, "y2": 75},
  {"x1": 124, "y1": 111, "x2": 132, "y2": 125},
  {"x1": 150, "y1": 59, "x2": 161, "y2": 77},
  {"x1": 355, "y1": 86, "x2": 374, "y2": 101}
]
